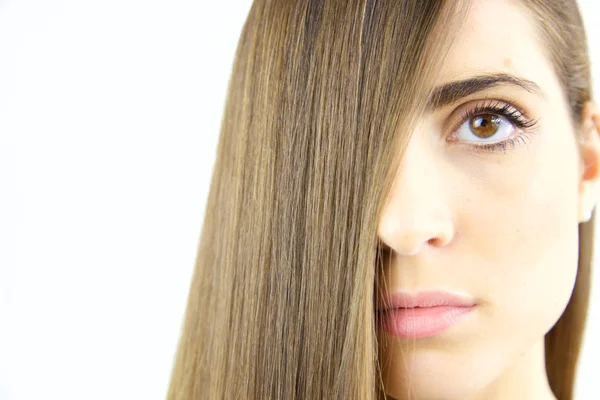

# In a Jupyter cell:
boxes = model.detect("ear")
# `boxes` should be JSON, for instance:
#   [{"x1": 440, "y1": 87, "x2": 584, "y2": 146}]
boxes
[{"x1": 577, "y1": 101, "x2": 600, "y2": 223}]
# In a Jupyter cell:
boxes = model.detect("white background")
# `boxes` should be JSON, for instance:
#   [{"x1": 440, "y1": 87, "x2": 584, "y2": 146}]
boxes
[{"x1": 1, "y1": 1, "x2": 598, "y2": 399}]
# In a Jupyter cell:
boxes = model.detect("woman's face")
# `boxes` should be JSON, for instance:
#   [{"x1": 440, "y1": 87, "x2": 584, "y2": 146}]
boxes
[{"x1": 375, "y1": 1, "x2": 597, "y2": 399}]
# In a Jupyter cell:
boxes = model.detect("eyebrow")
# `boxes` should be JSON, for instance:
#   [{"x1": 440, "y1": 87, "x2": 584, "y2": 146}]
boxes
[{"x1": 426, "y1": 73, "x2": 546, "y2": 111}]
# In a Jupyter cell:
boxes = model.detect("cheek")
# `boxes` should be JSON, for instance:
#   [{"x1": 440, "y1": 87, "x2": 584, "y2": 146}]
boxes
[
  {"x1": 485, "y1": 203, "x2": 580, "y2": 334},
  {"x1": 459, "y1": 132, "x2": 581, "y2": 336}
]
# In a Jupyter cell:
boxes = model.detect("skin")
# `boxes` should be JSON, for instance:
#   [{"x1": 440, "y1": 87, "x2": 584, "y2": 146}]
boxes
[{"x1": 375, "y1": 1, "x2": 600, "y2": 399}]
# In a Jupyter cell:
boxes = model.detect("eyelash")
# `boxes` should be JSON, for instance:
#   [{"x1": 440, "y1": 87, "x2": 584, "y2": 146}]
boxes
[{"x1": 451, "y1": 98, "x2": 540, "y2": 154}]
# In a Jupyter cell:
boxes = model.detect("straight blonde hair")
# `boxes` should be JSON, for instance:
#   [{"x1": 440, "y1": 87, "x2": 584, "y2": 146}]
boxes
[{"x1": 166, "y1": 1, "x2": 595, "y2": 399}]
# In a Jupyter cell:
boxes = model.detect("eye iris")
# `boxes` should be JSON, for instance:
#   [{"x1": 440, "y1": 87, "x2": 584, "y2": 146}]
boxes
[{"x1": 469, "y1": 114, "x2": 499, "y2": 139}]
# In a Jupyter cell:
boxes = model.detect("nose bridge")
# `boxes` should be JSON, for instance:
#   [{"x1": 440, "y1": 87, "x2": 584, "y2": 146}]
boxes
[{"x1": 378, "y1": 135, "x2": 454, "y2": 256}]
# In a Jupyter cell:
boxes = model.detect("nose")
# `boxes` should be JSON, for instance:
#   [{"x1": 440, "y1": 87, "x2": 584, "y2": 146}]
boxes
[{"x1": 377, "y1": 136, "x2": 455, "y2": 256}]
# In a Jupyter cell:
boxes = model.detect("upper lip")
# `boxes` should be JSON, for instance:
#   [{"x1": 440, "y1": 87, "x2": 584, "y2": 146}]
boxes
[{"x1": 376, "y1": 290, "x2": 477, "y2": 312}]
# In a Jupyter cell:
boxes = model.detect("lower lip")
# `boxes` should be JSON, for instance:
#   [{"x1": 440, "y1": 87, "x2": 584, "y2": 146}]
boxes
[{"x1": 377, "y1": 306, "x2": 476, "y2": 338}]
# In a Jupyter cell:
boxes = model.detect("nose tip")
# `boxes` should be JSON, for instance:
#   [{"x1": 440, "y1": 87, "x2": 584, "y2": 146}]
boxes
[
  {"x1": 377, "y1": 208, "x2": 454, "y2": 257},
  {"x1": 378, "y1": 130, "x2": 455, "y2": 257}
]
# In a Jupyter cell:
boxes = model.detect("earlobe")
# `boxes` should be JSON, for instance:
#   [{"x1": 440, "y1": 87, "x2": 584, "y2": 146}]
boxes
[
  {"x1": 578, "y1": 175, "x2": 596, "y2": 223},
  {"x1": 578, "y1": 200, "x2": 594, "y2": 223},
  {"x1": 577, "y1": 101, "x2": 600, "y2": 223}
]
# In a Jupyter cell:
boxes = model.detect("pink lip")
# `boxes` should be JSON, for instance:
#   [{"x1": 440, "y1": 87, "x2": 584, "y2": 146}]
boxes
[
  {"x1": 377, "y1": 290, "x2": 477, "y2": 311},
  {"x1": 377, "y1": 290, "x2": 477, "y2": 338}
]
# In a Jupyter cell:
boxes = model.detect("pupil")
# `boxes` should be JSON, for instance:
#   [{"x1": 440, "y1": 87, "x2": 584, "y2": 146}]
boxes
[{"x1": 470, "y1": 114, "x2": 497, "y2": 139}]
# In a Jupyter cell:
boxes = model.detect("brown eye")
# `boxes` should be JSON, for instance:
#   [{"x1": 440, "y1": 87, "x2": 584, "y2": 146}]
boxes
[
  {"x1": 448, "y1": 99, "x2": 539, "y2": 154},
  {"x1": 469, "y1": 114, "x2": 501, "y2": 139},
  {"x1": 453, "y1": 112, "x2": 515, "y2": 145}
]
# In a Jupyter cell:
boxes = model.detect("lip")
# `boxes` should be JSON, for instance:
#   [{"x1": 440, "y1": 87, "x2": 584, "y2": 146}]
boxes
[
  {"x1": 376, "y1": 290, "x2": 477, "y2": 338},
  {"x1": 377, "y1": 290, "x2": 477, "y2": 311}
]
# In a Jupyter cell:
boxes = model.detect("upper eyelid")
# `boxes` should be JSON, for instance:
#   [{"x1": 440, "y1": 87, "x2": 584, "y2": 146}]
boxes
[
  {"x1": 465, "y1": 101, "x2": 530, "y2": 126},
  {"x1": 445, "y1": 97, "x2": 533, "y2": 133},
  {"x1": 451, "y1": 96, "x2": 529, "y2": 118}
]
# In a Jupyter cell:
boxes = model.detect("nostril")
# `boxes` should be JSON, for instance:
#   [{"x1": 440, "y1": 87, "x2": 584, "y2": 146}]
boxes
[
  {"x1": 428, "y1": 238, "x2": 439, "y2": 246},
  {"x1": 428, "y1": 234, "x2": 453, "y2": 247},
  {"x1": 377, "y1": 242, "x2": 391, "y2": 254}
]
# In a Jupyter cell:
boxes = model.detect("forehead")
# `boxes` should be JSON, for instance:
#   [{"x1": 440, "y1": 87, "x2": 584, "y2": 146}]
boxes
[{"x1": 439, "y1": 0, "x2": 554, "y2": 90}]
